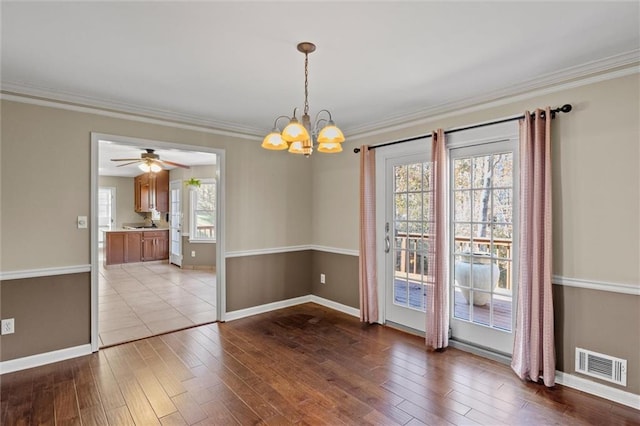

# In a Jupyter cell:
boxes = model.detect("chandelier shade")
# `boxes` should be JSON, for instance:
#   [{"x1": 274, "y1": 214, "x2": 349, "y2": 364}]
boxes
[
  {"x1": 317, "y1": 121, "x2": 345, "y2": 144},
  {"x1": 281, "y1": 117, "x2": 310, "y2": 143},
  {"x1": 317, "y1": 142, "x2": 343, "y2": 153},
  {"x1": 261, "y1": 131, "x2": 288, "y2": 150},
  {"x1": 262, "y1": 42, "x2": 345, "y2": 157}
]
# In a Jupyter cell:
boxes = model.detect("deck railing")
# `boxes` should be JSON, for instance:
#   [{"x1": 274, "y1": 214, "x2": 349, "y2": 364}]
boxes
[{"x1": 395, "y1": 231, "x2": 513, "y2": 290}]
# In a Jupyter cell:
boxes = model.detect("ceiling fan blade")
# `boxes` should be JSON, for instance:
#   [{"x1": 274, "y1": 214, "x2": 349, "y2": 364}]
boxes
[
  {"x1": 111, "y1": 158, "x2": 141, "y2": 162},
  {"x1": 116, "y1": 161, "x2": 141, "y2": 167},
  {"x1": 159, "y1": 160, "x2": 191, "y2": 169}
]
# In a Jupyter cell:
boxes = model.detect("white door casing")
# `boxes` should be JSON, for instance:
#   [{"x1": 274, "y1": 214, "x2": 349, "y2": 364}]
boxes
[{"x1": 169, "y1": 180, "x2": 183, "y2": 267}]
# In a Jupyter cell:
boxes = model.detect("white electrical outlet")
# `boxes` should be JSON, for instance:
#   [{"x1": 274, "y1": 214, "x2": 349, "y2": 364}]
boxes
[
  {"x1": 320, "y1": 273, "x2": 326, "y2": 284},
  {"x1": 1, "y1": 318, "x2": 15, "y2": 335},
  {"x1": 191, "y1": 250, "x2": 196, "y2": 257}
]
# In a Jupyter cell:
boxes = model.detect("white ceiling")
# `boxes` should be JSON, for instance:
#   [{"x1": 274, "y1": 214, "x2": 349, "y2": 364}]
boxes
[
  {"x1": 99, "y1": 141, "x2": 217, "y2": 177},
  {"x1": 2, "y1": 2, "x2": 639, "y2": 139}
]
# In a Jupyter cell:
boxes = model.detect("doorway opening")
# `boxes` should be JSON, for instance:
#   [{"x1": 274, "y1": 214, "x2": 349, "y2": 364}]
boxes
[{"x1": 90, "y1": 133, "x2": 225, "y2": 350}]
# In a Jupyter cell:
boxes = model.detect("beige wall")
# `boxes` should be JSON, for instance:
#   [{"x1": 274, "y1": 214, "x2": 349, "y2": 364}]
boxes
[
  {"x1": 310, "y1": 73, "x2": 640, "y2": 395},
  {"x1": 0, "y1": 99, "x2": 312, "y2": 361},
  {"x1": 0, "y1": 100, "x2": 313, "y2": 272},
  {"x1": 98, "y1": 175, "x2": 141, "y2": 228},
  {"x1": 1, "y1": 72, "x2": 638, "y2": 399},
  {"x1": 312, "y1": 74, "x2": 640, "y2": 285}
]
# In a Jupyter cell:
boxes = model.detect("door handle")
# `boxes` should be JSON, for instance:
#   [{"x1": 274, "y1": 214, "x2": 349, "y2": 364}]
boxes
[{"x1": 385, "y1": 235, "x2": 391, "y2": 253}]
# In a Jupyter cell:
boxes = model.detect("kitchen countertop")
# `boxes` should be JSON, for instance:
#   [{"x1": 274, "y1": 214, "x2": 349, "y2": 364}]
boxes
[{"x1": 102, "y1": 227, "x2": 169, "y2": 233}]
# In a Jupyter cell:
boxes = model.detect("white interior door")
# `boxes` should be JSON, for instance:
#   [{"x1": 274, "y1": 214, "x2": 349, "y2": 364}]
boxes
[
  {"x1": 170, "y1": 180, "x2": 183, "y2": 267},
  {"x1": 98, "y1": 187, "x2": 115, "y2": 245}
]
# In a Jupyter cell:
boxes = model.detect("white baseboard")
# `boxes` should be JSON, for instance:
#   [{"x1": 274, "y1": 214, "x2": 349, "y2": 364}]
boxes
[
  {"x1": 0, "y1": 344, "x2": 93, "y2": 375},
  {"x1": 309, "y1": 295, "x2": 360, "y2": 318},
  {"x1": 224, "y1": 294, "x2": 361, "y2": 323},
  {"x1": 555, "y1": 370, "x2": 640, "y2": 410},
  {"x1": 224, "y1": 295, "x2": 313, "y2": 321}
]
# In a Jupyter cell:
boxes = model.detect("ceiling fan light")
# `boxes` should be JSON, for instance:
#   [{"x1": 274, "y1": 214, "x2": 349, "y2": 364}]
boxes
[
  {"x1": 317, "y1": 122, "x2": 345, "y2": 144},
  {"x1": 282, "y1": 118, "x2": 310, "y2": 143},
  {"x1": 317, "y1": 142, "x2": 343, "y2": 153},
  {"x1": 150, "y1": 163, "x2": 162, "y2": 172},
  {"x1": 138, "y1": 163, "x2": 151, "y2": 172},
  {"x1": 261, "y1": 131, "x2": 288, "y2": 150}
]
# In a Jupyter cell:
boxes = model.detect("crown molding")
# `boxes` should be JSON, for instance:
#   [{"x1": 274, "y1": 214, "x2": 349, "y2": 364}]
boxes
[
  {"x1": 2, "y1": 50, "x2": 638, "y2": 140},
  {"x1": 0, "y1": 85, "x2": 263, "y2": 140},
  {"x1": 347, "y1": 49, "x2": 640, "y2": 139}
]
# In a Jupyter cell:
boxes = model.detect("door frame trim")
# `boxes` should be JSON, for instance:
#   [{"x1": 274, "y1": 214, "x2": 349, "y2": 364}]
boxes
[
  {"x1": 90, "y1": 132, "x2": 226, "y2": 352},
  {"x1": 169, "y1": 179, "x2": 183, "y2": 267}
]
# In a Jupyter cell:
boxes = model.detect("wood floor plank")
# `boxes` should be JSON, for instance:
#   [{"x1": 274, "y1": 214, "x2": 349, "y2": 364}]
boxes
[
  {"x1": 117, "y1": 378, "x2": 161, "y2": 426},
  {"x1": 53, "y1": 380, "x2": 80, "y2": 423},
  {"x1": 3, "y1": 303, "x2": 639, "y2": 426},
  {"x1": 79, "y1": 406, "x2": 109, "y2": 426},
  {"x1": 170, "y1": 391, "x2": 207, "y2": 425},
  {"x1": 132, "y1": 367, "x2": 177, "y2": 419},
  {"x1": 104, "y1": 405, "x2": 136, "y2": 426}
]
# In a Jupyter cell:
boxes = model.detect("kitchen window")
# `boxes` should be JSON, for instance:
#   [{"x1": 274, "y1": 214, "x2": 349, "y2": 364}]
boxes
[{"x1": 189, "y1": 178, "x2": 216, "y2": 242}]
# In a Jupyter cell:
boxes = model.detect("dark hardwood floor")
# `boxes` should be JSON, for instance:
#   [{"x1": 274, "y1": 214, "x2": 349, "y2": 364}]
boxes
[{"x1": 2, "y1": 303, "x2": 638, "y2": 425}]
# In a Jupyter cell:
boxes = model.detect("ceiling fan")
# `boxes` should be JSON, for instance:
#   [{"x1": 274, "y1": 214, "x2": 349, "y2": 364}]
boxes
[{"x1": 110, "y1": 148, "x2": 190, "y2": 172}]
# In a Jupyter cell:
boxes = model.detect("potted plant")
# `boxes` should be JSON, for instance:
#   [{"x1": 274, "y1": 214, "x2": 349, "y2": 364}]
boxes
[{"x1": 185, "y1": 177, "x2": 201, "y2": 188}]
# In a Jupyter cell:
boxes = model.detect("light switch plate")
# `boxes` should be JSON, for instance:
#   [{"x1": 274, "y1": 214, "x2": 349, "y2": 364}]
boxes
[{"x1": 77, "y1": 216, "x2": 88, "y2": 229}]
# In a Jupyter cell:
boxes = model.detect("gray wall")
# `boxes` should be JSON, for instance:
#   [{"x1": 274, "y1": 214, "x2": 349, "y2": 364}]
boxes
[
  {"x1": 181, "y1": 237, "x2": 216, "y2": 268},
  {"x1": 311, "y1": 251, "x2": 359, "y2": 309},
  {"x1": 0, "y1": 273, "x2": 90, "y2": 360},
  {"x1": 226, "y1": 251, "x2": 312, "y2": 312}
]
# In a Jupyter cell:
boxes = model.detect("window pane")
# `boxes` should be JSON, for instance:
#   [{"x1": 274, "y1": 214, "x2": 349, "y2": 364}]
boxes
[
  {"x1": 492, "y1": 153, "x2": 513, "y2": 188},
  {"x1": 453, "y1": 158, "x2": 471, "y2": 189},
  {"x1": 453, "y1": 190, "x2": 471, "y2": 222},
  {"x1": 394, "y1": 194, "x2": 407, "y2": 220},
  {"x1": 395, "y1": 165, "x2": 407, "y2": 193},
  {"x1": 493, "y1": 189, "x2": 512, "y2": 223},
  {"x1": 407, "y1": 193, "x2": 422, "y2": 221},
  {"x1": 472, "y1": 189, "x2": 491, "y2": 224},
  {"x1": 407, "y1": 163, "x2": 423, "y2": 192}
]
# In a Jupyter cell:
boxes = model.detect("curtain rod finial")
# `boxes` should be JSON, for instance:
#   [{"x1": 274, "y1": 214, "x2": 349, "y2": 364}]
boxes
[{"x1": 354, "y1": 147, "x2": 361, "y2": 153}]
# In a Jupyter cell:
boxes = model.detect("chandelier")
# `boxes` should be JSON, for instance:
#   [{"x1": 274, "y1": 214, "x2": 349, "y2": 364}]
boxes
[{"x1": 261, "y1": 42, "x2": 345, "y2": 156}]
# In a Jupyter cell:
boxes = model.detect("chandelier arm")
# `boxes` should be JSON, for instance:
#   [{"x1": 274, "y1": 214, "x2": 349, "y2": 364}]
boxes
[
  {"x1": 272, "y1": 115, "x2": 291, "y2": 130},
  {"x1": 262, "y1": 42, "x2": 344, "y2": 156}
]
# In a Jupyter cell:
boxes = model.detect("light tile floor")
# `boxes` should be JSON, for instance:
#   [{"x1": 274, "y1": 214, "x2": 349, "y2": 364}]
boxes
[{"x1": 98, "y1": 259, "x2": 216, "y2": 347}]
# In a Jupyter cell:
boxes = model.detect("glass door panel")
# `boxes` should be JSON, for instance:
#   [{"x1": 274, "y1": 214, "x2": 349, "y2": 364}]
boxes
[
  {"x1": 450, "y1": 141, "x2": 517, "y2": 355},
  {"x1": 386, "y1": 157, "x2": 431, "y2": 331}
]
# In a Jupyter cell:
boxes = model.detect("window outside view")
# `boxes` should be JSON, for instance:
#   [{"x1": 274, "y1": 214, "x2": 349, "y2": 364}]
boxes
[
  {"x1": 452, "y1": 152, "x2": 513, "y2": 332},
  {"x1": 392, "y1": 152, "x2": 514, "y2": 333},
  {"x1": 192, "y1": 181, "x2": 216, "y2": 241}
]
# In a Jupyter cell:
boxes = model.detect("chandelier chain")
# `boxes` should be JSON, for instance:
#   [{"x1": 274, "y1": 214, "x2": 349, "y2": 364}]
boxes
[{"x1": 304, "y1": 52, "x2": 309, "y2": 116}]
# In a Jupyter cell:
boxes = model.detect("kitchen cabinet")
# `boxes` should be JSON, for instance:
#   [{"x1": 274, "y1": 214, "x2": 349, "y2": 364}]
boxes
[
  {"x1": 105, "y1": 231, "x2": 143, "y2": 265},
  {"x1": 142, "y1": 231, "x2": 169, "y2": 261},
  {"x1": 135, "y1": 170, "x2": 169, "y2": 213},
  {"x1": 104, "y1": 230, "x2": 168, "y2": 265}
]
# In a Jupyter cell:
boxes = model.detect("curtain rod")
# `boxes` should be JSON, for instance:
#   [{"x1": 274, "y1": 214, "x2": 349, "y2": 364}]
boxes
[{"x1": 352, "y1": 104, "x2": 572, "y2": 154}]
